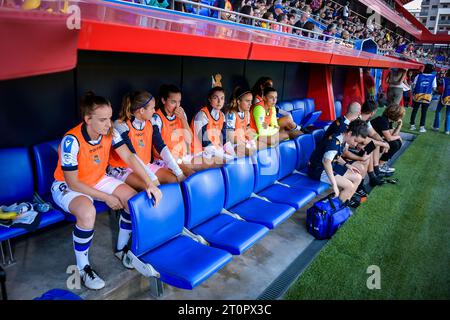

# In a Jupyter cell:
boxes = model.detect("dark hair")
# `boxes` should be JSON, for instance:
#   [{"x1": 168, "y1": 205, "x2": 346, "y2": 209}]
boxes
[
  {"x1": 158, "y1": 84, "x2": 181, "y2": 110},
  {"x1": 251, "y1": 76, "x2": 273, "y2": 97},
  {"x1": 423, "y1": 63, "x2": 434, "y2": 74},
  {"x1": 346, "y1": 119, "x2": 369, "y2": 138},
  {"x1": 119, "y1": 91, "x2": 154, "y2": 122},
  {"x1": 80, "y1": 91, "x2": 111, "y2": 121},
  {"x1": 207, "y1": 86, "x2": 225, "y2": 108},
  {"x1": 262, "y1": 86, "x2": 277, "y2": 96},
  {"x1": 228, "y1": 86, "x2": 252, "y2": 113},
  {"x1": 361, "y1": 98, "x2": 377, "y2": 115},
  {"x1": 446, "y1": 69, "x2": 450, "y2": 78}
]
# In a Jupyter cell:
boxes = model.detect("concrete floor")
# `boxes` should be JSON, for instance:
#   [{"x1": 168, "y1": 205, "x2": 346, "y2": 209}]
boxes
[{"x1": 2, "y1": 194, "x2": 323, "y2": 300}]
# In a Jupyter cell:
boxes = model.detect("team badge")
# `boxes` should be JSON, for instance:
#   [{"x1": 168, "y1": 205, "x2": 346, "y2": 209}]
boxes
[
  {"x1": 93, "y1": 155, "x2": 100, "y2": 164},
  {"x1": 138, "y1": 139, "x2": 145, "y2": 148}
]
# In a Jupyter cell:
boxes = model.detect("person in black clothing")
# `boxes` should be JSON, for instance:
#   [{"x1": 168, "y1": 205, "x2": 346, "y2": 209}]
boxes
[
  {"x1": 308, "y1": 119, "x2": 369, "y2": 206},
  {"x1": 370, "y1": 104, "x2": 405, "y2": 174}
]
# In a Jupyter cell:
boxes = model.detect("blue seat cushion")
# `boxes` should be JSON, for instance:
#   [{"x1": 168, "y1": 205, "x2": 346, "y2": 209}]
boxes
[
  {"x1": 301, "y1": 110, "x2": 322, "y2": 128},
  {"x1": 192, "y1": 214, "x2": 269, "y2": 255},
  {"x1": 229, "y1": 197, "x2": 295, "y2": 229},
  {"x1": 258, "y1": 184, "x2": 316, "y2": 210},
  {"x1": 280, "y1": 173, "x2": 330, "y2": 195},
  {"x1": 291, "y1": 109, "x2": 305, "y2": 125},
  {"x1": 140, "y1": 235, "x2": 232, "y2": 290},
  {"x1": 0, "y1": 209, "x2": 66, "y2": 242}
]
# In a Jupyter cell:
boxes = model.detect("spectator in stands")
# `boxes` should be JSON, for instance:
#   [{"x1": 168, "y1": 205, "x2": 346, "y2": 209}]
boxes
[
  {"x1": 321, "y1": 23, "x2": 337, "y2": 41},
  {"x1": 52, "y1": 92, "x2": 162, "y2": 290},
  {"x1": 261, "y1": 11, "x2": 274, "y2": 28},
  {"x1": 371, "y1": 104, "x2": 405, "y2": 174},
  {"x1": 410, "y1": 63, "x2": 437, "y2": 133},
  {"x1": 108, "y1": 91, "x2": 185, "y2": 191},
  {"x1": 342, "y1": 1, "x2": 350, "y2": 21},
  {"x1": 293, "y1": 11, "x2": 310, "y2": 31},
  {"x1": 239, "y1": 5, "x2": 254, "y2": 25},
  {"x1": 432, "y1": 68, "x2": 450, "y2": 135},
  {"x1": 191, "y1": 86, "x2": 235, "y2": 162},
  {"x1": 226, "y1": 87, "x2": 258, "y2": 156},
  {"x1": 301, "y1": 21, "x2": 316, "y2": 37},
  {"x1": 308, "y1": 119, "x2": 368, "y2": 206},
  {"x1": 386, "y1": 68, "x2": 407, "y2": 105}
]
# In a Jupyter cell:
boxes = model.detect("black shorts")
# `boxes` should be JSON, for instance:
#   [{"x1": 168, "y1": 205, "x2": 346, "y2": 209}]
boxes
[{"x1": 332, "y1": 163, "x2": 348, "y2": 176}]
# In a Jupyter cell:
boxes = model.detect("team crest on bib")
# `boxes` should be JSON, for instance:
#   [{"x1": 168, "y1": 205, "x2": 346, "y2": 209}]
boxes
[
  {"x1": 138, "y1": 139, "x2": 145, "y2": 148},
  {"x1": 93, "y1": 155, "x2": 100, "y2": 164}
]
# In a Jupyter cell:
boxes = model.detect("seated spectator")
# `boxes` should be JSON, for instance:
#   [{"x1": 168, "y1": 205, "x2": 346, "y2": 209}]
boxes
[
  {"x1": 293, "y1": 11, "x2": 310, "y2": 31},
  {"x1": 261, "y1": 11, "x2": 275, "y2": 28},
  {"x1": 301, "y1": 21, "x2": 315, "y2": 37},
  {"x1": 371, "y1": 104, "x2": 406, "y2": 174},
  {"x1": 239, "y1": 5, "x2": 254, "y2": 25},
  {"x1": 307, "y1": 119, "x2": 369, "y2": 206},
  {"x1": 321, "y1": 23, "x2": 337, "y2": 41}
]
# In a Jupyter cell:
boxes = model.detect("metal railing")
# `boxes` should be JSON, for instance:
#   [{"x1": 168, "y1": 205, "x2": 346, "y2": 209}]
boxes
[{"x1": 123, "y1": 0, "x2": 356, "y2": 47}]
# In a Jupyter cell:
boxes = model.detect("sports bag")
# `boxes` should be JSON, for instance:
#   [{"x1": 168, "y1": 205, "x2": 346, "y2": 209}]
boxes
[{"x1": 306, "y1": 194, "x2": 352, "y2": 240}]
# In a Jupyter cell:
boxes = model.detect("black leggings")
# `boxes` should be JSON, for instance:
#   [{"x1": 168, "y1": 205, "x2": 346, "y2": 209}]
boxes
[
  {"x1": 380, "y1": 139, "x2": 402, "y2": 162},
  {"x1": 410, "y1": 101, "x2": 430, "y2": 127}
]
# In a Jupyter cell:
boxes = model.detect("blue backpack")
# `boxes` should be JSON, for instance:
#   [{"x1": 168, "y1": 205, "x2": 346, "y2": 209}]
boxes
[{"x1": 306, "y1": 194, "x2": 352, "y2": 240}]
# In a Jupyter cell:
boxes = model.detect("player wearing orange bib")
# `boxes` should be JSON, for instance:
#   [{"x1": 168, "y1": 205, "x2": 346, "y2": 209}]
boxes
[
  {"x1": 52, "y1": 92, "x2": 161, "y2": 290},
  {"x1": 108, "y1": 91, "x2": 185, "y2": 190},
  {"x1": 191, "y1": 86, "x2": 235, "y2": 163},
  {"x1": 225, "y1": 87, "x2": 257, "y2": 157}
]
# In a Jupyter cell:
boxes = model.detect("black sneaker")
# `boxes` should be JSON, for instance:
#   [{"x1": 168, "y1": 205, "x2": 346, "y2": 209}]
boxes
[
  {"x1": 376, "y1": 171, "x2": 394, "y2": 178},
  {"x1": 355, "y1": 188, "x2": 368, "y2": 197},
  {"x1": 370, "y1": 175, "x2": 384, "y2": 187},
  {"x1": 347, "y1": 197, "x2": 361, "y2": 208}
]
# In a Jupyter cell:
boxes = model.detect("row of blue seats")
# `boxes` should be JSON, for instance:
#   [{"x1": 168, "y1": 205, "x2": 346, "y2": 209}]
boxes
[
  {"x1": 0, "y1": 141, "x2": 109, "y2": 250},
  {"x1": 126, "y1": 132, "x2": 330, "y2": 290},
  {"x1": 0, "y1": 131, "x2": 329, "y2": 291},
  {"x1": 277, "y1": 98, "x2": 342, "y2": 129}
]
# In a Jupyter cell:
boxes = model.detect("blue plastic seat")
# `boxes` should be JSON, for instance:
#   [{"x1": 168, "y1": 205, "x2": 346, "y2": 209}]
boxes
[
  {"x1": 312, "y1": 129, "x2": 325, "y2": 147},
  {"x1": 0, "y1": 148, "x2": 65, "y2": 243},
  {"x1": 277, "y1": 101, "x2": 294, "y2": 112},
  {"x1": 253, "y1": 147, "x2": 316, "y2": 210},
  {"x1": 32, "y1": 140, "x2": 109, "y2": 221},
  {"x1": 128, "y1": 184, "x2": 232, "y2": 290},
  {"x1": 182, "y1": 168, "x2": 269, "y2": 255},
  {"x1": 291, "y1": 100, "x2": 305, "y2": 125},
  {"x1": 278, "y1": 139, "x2": 329, "y2": 195},
  {"x1": 301, "y1": 98, "x2": 322, "y2": 128},
  {"x1": 222, "y1": 157, "x2": 295, "y2": 229}
]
